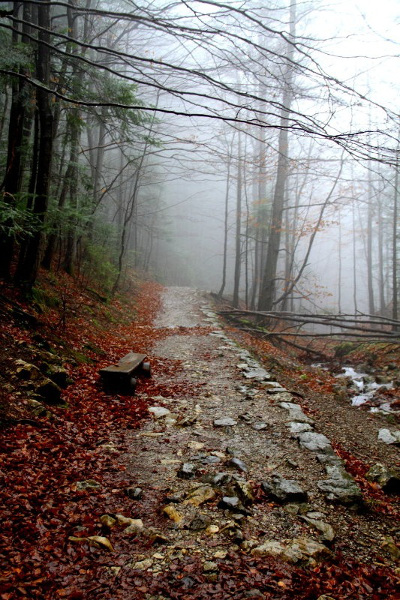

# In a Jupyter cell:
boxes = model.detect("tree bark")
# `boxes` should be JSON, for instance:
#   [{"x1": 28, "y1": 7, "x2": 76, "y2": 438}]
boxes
[
  {"x1": 15, "y1": 0, "x2": 54, "y2": 289},
  {"x1": 392, "y1": 157, "x2": 399, "y2": 326},
  {"x1": 258, "y1": 1, "x2": 296, "y2": 311},
  {"x1": 0, "y1": 2, "x2": 31, "y2": 279},
  {"x1": 218, "y1": 154, "x2": 231, "y2": 298},
  {"x1": 232, "y1": 132, "x2": 242, "y2": 308}
]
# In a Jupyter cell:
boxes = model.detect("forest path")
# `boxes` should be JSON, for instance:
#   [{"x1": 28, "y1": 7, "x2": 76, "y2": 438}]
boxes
[{"x1": 120, "y1": 286, "x2": 399, "y2": 593}]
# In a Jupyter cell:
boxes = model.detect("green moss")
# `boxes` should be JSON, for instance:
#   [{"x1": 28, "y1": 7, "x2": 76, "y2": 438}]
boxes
[
  {"x1": 31, "y1": 286, "x2": 61, "y2": 311},
  {"x1": 69, "y1": 349, "x2": 94, "y2": 364},
  {"x1": 334, "y1": 342, "x2": 356, "y2": 358},
  {"x1": 83, "y1": 342, "x2": 107, "y2": 356}
]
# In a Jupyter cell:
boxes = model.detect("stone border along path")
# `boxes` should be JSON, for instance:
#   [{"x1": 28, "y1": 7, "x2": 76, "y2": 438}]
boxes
[
  {"x1": 209, "y1": 312, "x2": 362, "y2": 507},
  {"x1": 119, "y1": 288, "x2": 398, "y2": 573}
]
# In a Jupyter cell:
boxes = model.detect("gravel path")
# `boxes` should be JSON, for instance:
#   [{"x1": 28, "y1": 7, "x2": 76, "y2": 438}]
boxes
[{"x1": 122, "y1": 287, "x2": 400, "y2": 576}]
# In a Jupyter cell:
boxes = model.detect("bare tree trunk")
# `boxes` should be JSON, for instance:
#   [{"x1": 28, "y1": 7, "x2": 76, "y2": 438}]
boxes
[
  {"x1": 112, "y1": 109, "x2": 157, "y2": 293},
  {"x1": 352, "y1": 201, "x2": 358, "y2": 314},
  {"x1": 367, "y1": 166, "x2": 375, "y2": 315},
  {"x1": 258, "y1": 0, "x2": 296, "y2": 311},
  {"x1": 392, "y1": 159, "x2": 399, "y2": 325},
  {"x1": 338, "y1": 217, "x2": 342, "y2": 313},
  {"x1": 233, "y1": 133, "x2": 242, "y2": 308},
  {"x1": 218, "y1": 156, "x2": 231, "y2": 298},
  {"x1": 377, "y1": 196, "x2": 385, "y2": 315}
]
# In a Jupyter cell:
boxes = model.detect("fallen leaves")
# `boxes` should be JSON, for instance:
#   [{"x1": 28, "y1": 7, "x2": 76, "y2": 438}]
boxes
[{"x1": 0, "y1": 279, "x2": 162, "y2": 599}]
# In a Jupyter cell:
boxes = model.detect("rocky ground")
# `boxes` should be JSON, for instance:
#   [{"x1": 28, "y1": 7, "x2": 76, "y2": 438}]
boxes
[{"x1": 111, "y1": 287, "x2": 400, "y2": 595}]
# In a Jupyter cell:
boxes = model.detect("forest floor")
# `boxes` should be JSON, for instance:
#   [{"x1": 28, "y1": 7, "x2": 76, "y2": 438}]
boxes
[{"x1": 1, "y1": 277, "x2": 400, "y2": 599}]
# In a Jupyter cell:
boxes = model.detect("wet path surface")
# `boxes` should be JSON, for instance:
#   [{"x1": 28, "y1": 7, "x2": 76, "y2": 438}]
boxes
[{"x1": 121, "y1": 287, "x2": 399, "y2": 577}]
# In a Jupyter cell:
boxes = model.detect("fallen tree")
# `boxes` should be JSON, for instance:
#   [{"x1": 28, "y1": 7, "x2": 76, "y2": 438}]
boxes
[{"x1": 217, "y1": 308, "x2": 400, "y2": 356}]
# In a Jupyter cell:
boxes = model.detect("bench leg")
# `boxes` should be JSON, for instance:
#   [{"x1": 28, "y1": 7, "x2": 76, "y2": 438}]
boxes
[{"x1": 141, "y1": 362, "x2": 151, "y2": 377}]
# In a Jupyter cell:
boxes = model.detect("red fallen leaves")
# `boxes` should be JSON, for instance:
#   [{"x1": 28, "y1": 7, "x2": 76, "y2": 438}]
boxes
[
  {"x1": 333, "y1": 443, "x2": 400, "y2": 517},
  {"x1": 89, "y1": 553, "x2": 399, "y2": 600},
  {"x1": 0, "y1": 278, "x2": 165, "y2": 599}
]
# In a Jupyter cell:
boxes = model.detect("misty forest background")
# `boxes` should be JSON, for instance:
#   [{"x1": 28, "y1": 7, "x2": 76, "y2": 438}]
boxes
[{"x1": 1, "y1": 0, "x2": 399, "y2": 323}]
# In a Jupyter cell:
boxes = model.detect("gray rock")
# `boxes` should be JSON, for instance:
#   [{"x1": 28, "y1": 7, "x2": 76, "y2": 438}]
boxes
[
  {"x1": 317, "y1": 471, "x2": 362, "y2": 505},
  {"x1": 251, "y1": 537, "x2": 331, "y2": 564},
  {"x1": 218, "y1": 496, "x2": 240, "y2": 510},
  {"x1": 213, "y1": 472, "x2": 232, "y2": 486},
  {"x1": 252, "y1": 422, "x2": 268, "y2": 431},
  {"x1": 125, "y1": 487, "x2": 143, "y2": 500},
  {"x1": 316, "y1": 453, "x2": 344, "y2": 467},
  {"x1": 164, "y1": 491, "x2": 185, "y2": 503},
  {"x1": 301, "y1": 516, "x2": 335, "y2": 541},
  {"x1": 378, "y1": 428, "x2": 400, "y2": 445},
  {"x1": 261, "y1": 475, "x2": 308, "y2": 503},
  {"x1": 264, "y1": 382, "x2": 287, "y2": 393},
  {"x1": 149, "y1": 406, "x2": 170, "y2": 418},
  {"x1": 189, "y1": 515, "x2": 212, "y2": 531},
  {"x1": 227, "y1": 457, "x2": 248, "y2": 473},
  {"x1": 366, "y1": 463, "x2": 400, "y2": 493},
  {"x1": 218, "y1": 496, "x2": 250, "y2": 515},
  {"x1": 214, "y1": 417, "x2": 237, "y2": 427},
  {"x1": 289, "y1": 422, "x2": 313, "y2": 434},
  {"x1": 243, "y1": 367, "x2": 271, "y2": 381},
  {"x1": 202, "y1": 455, "x2": 221, "y2": 464},
  {"x1": 279, "y1": 402, "x2": 314, "y2": 424},
  {"x1": 177, "y1": 463, "x2": 197, "y2": 479},
  {"x1": 297, "y1": 431, "x2": 333, "y2": 454}
]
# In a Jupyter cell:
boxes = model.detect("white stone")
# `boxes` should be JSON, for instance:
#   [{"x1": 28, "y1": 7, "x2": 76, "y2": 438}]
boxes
[
  {"x1": 378, "y1": 428, "x2": 400, "y2": 445},
  {"x1": 148, "y1": 406, "x2": 170, "y2": 418}
]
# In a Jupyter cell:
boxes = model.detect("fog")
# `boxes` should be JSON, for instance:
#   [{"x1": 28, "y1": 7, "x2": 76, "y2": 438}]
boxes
[{"x1": 117, "y1": 0, "x2": 397, "y2": 317}]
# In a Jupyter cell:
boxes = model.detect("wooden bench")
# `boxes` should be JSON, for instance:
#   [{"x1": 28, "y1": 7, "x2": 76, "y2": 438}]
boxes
[{"x1": 99, "y1": 352, "x2": 151, "y2": 392}]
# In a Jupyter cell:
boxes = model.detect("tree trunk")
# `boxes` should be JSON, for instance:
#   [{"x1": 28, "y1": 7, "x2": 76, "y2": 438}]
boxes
[
  {"x1": 377, "y1": 196, "x2": 385, "y2": 315},
  {"x1": 352, "y1": 201, "x2": 358, "y2": 314},
  {"x1": 232, "y1": 133, "x2": 242, "y2": 308},
  {"x1": 392, "y1": 159, "x2": 399, "y2": 326},
  {"x1": 367, "y1": 166, "x2": 375, "y2": 315},
  {"x1": 217, "y1": 156, "x2": 231, "y2": 298},
  {"x1": 15, "y1": 0, "x2": 54, "y2": 289},
  {"x1": 0, "y1": 2, "x2": 30, "y2": 279},
  {"x1": 258, "y1": 1, "x2": 296, "y2": 311}
]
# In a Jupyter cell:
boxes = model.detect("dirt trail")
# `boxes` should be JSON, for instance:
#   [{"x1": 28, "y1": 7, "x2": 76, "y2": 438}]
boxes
[{"x1": 121, "y1": 287, "x2": 399, "y2": 589}]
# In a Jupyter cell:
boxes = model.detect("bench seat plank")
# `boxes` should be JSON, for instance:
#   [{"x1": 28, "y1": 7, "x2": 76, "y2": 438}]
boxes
[{"x1": 100, "y1": 352, "x2": 147, "y2": 376}]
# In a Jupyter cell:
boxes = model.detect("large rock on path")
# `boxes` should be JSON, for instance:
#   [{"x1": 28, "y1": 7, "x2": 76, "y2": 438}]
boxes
[{"x1": 261, "y1": 475, "x2": 308, "y2": 503}]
